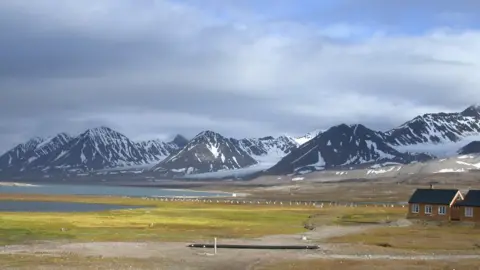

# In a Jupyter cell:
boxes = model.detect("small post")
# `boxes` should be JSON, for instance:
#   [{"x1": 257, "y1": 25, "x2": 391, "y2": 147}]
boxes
[{"x1": 214, "y1": 237, "x2": 217, "y2": 254}]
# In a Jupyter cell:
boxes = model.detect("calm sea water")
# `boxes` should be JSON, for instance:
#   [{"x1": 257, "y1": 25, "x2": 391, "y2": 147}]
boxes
[
  {"x1": 0, "y1": 200, "x2": 144, "y2": 212},
  {"x1": 0, "y1": 183, "x2": 228, "y2": 198}
]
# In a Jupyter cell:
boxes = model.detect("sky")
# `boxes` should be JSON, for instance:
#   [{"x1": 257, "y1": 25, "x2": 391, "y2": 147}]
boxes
[{"x1": 1, "y1": 0, "x2": 480, "y2": 152}]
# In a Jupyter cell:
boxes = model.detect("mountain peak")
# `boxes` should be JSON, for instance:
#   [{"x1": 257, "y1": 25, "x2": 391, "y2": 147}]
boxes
[
  {"x1": 461, "y1": 104, "x2": 480, "y2": 117},
  {"x1": 86, "y1": 126, "x2": 114, "y2": 132},
  {"x1": 195, "y1": 130, "x2": 222, "y2": 138},
  {"x1": 153, "y1": 131, "x2": 257, "y2": 175},
  {"x1": 329, "y1": 123, "x2": 369, "y2": 133},
  {"x1": 82, "y1": 126, "x2": 121, "y2": 138},
  {"x1": 172, "y1": 134, "x2": 188, "y2": 148}
]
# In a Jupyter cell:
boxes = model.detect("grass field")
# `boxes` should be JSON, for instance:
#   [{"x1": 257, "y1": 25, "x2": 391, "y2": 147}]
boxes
[
  {"x1": 3, "y1": 193, "x2": 480, "y2": 269},
  {"x1": 329, "y1": 224, "x2": 480, "y2": 251},
  {"x1": 0, "y1": 194, "x2": 406, "y2": 245}
]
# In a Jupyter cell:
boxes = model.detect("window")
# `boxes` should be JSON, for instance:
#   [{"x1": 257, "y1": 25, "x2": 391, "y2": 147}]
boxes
[
  {"x1": 465, "y1": 207, "x2": 474, "y2": 217},
  {"x1": 411, "y1": 204, "x2": 419, "y2": 213},
  {"x1": 425, "y1": 205, "x2": 432, "y2": 215},
  {"x1": 438, "y1": 206, "x2": 446, "y2": 215}
]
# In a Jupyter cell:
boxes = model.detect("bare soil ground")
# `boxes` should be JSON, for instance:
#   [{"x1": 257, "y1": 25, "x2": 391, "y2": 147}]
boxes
[{"x1": 237, "y1": 173, "x2": 480, "y2": 202}]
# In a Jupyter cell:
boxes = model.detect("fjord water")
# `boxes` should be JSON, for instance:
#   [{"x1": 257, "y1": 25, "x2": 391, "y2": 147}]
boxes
[
  {"x1": 0, "y1": 200, "x2": 144, "y2": 212},
  {"x1": 0, "y1": 183, "x2": 227, "y2": 198}
]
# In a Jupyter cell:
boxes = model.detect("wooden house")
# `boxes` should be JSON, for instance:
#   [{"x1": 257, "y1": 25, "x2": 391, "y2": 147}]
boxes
[
  {"x1": 455, "y1": 190, "x2": 480, "y2": 222},
  {"x1": 407, "y1": 188, "x2": 463, "y2": 221}
]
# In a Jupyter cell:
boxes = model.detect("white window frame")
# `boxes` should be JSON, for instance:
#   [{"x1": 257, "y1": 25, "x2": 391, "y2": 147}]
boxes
[
  {"x1": 411, "y1": 204, "x2": 419, "y2": 213},
  {"x1": 438, "y1": 206, "x2": 446, "y2": 215},
  {"x1": 465, "y1": 207, "x2": 474, "y2": 217},
  {"x1": 425, "y1": 205, "x2": 432, "y2": 215}
]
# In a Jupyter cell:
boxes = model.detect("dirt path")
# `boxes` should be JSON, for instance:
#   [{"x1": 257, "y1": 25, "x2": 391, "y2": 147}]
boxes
[{"x1": 2, "y1": 224, "x2": 480, "y2": 269}]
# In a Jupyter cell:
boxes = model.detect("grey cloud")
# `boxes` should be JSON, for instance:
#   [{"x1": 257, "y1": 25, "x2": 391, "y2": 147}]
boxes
[{"x1": 1, "y1": 0, "x2": 480, "y2": 153}]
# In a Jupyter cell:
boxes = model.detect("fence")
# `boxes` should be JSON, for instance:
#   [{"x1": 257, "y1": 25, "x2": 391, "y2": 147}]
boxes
[{"x1": 136, "y1": 196, "x2": 407, "y2": 208}]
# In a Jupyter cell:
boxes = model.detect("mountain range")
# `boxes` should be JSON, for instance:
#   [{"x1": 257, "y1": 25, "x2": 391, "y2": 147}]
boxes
[{"x1": 2, "y1": 105, "x2": 480, "y2": 178}]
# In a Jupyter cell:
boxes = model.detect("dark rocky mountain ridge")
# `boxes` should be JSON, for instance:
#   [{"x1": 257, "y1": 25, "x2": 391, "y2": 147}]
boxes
[
  {"x1": 267, "y1": 105, "x2": 480, "y2": 175},
  {"x1": 0, "y1": 127, "x2": 186, "y2": 174},
  {"x1": 2, "y1": 105, "x2": 480, "y2": 177},
  {"x1": 458, "y1": 141, "x2": 480, "y2": 155},
  {"x1": 151, "y1": 130, "x2": 259, "y2": 175}
]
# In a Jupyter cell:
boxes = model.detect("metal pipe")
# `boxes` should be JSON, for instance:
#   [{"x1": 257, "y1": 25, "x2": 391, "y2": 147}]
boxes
[{"x1": 187, "y1": 244, "x2": 320, "y2": 250}]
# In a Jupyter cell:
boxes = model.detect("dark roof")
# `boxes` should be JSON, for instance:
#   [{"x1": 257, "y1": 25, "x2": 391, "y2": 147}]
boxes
[
  {"x1": 408, "y1": 189, "x2": 459, "y2": 205},
  {"x1": 456, "y1": 190, "x2": 480, "y2": 207}
]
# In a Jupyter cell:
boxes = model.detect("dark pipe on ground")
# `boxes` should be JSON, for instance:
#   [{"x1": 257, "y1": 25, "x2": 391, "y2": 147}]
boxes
[{"x1": 188, "y1": 244, "x2": 319, "y2": 250}]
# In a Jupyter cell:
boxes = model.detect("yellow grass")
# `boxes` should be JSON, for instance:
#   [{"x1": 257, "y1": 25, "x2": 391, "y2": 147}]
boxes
[{"x1": 329, "y1": 224, "x2": 480, "y2": 250}]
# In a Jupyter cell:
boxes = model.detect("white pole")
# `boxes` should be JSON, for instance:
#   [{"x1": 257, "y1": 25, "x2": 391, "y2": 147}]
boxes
[{"x1": 214, "y1": 237, "x2": 217, "y2": 254}]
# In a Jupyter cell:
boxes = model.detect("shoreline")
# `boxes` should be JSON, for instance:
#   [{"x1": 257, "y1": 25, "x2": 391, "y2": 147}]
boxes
[
  {"x1": 159, "y1": 188, "x2": 248, "y2": 197},
  {"x1": 0, "y1": 181, "x2": 248, "y2": 199},
  {"x1": 0, "y1": 182, "x2": 39, "y2": 187}
]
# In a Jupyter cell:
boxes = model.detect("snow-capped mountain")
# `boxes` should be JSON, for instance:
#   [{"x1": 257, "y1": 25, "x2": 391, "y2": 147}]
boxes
[
  {"x1": 151, "y1": 131, "x2": 258, "y2": 175},
  {"x1": 27, "y1": 127, "x2": 149, "y2": 171},
  {"x1": 267, "y1": 124, "x2": 430, "y2": 175},
  {"x1": 384, "y1": 105, "x2": 480, "y2": 156},
  {"x1": 0, "y1": 127, "x2": 187, "y2": 173},
  {"x1": 266, "y1": 105, "x2": 480, "y2": 175},
  {"x1": 0, "y1": 134, "x2": 73, "y2": 172},
  {"x1": 3, "y1": 104, "x2": 480, "y2": 178},
  {"x1": 234, "y1": 135, "x2": 298, "y2": 163},
  {"x1": 0, "y1": 137, "x2": 45, "y2": 171}
]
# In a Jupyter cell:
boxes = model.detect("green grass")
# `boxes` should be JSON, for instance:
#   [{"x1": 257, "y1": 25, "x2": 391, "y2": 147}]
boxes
[
  {"x1": 0, "y1": 194, "x2": 314, "y2": 245},
  {"x1": 0, "y1": 194, "x2": 407, "y2": 245}
]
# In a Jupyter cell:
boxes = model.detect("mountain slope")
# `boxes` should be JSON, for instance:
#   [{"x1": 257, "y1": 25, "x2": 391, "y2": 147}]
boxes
[
  {"x1": 135, "y1": 137, "x2": 185, "y2": 163},
  {"x1": 33, "y1": 133, "x2": 73, "y2": 157},
  {"x1": 0, "y1": 129, "x2": 190, "y2": 174},
  {"x1": 385, "y1": 105, "x2": 480, "y2": 156},
  {"x1": 458, "y1": 141, "x2": 480, "y2": 155},
  {"x1": 0, "y1": 133, "x2": 75, "y2": 172},
  {"x1": 267, "y1": 124, "x2": 428, "y2": 175},
  {"x1": 0, "y1": 137, "x2": 45, "y2": 171},
  {"x1": 28, "y1": 127, "x2": 151, "y2": 171},
  {"x1": 151, "y1": 131, "x2": 257, "y2": 175},
  {"x1": 234, "y1": 135, "x2": 297, "y2": 164}
]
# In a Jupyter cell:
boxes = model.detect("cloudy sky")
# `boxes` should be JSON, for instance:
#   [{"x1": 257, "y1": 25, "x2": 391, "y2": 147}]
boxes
[{"x1": 1, "y1": 0, "x2": 480, "y2": 152}]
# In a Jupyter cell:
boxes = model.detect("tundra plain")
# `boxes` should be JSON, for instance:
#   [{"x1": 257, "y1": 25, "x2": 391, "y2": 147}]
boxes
[{"x1": 1, "y1": 172, "x2": 480, "y2": 269}]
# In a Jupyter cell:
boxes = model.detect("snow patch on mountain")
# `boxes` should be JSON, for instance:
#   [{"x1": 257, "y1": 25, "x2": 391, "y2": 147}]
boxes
[
  {"x1": 293, "y1": 129, "x2": 323, "y2": 145},
  {"x1": 235, "y1": 135, "x2": 297, "y2": 164},
  {"x1": 183, "y1": 163, "x2": 272, "y2": 179},
  {"x1": 391, "y1": 135, "x2": 480, "y2": 157},
  {"x1": 385, "y1": 107, "x2": 480, "y2": 157}
]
